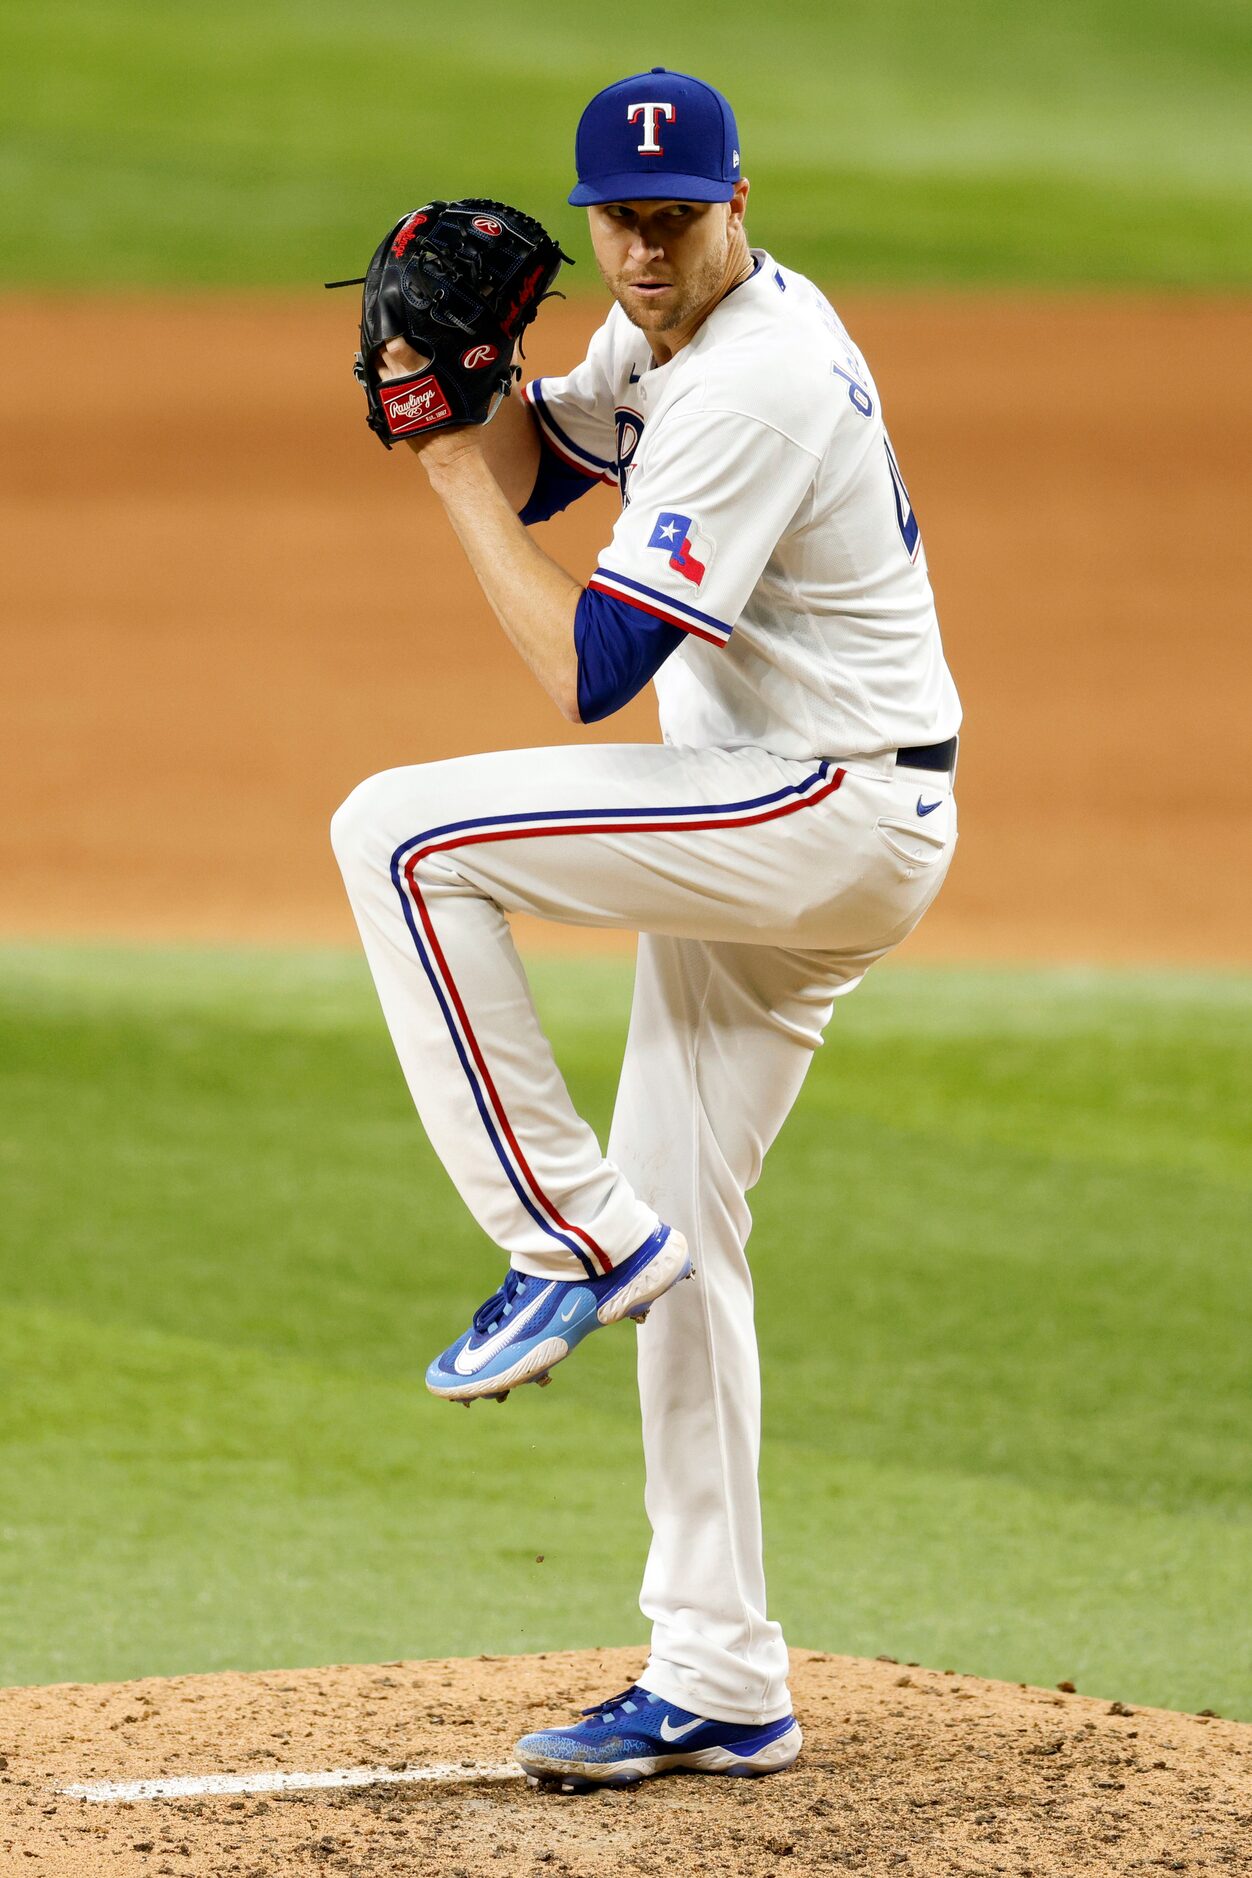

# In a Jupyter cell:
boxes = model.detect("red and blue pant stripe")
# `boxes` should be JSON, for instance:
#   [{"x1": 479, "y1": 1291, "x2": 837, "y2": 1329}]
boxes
[{"x1": 387, "y1": 761, "x2": 844, "y2": 1277}]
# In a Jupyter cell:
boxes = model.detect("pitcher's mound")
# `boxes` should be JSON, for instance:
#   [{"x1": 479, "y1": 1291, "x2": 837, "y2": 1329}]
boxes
[{"x1": 3, "y1": 1646, "x2": 1246, "y2": 1875}]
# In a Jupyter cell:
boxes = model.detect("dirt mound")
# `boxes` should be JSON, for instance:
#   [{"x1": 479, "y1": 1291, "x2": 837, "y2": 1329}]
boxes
[{"x1": 2, "y1": 1647, "x2": 1246, "y2": 1875}]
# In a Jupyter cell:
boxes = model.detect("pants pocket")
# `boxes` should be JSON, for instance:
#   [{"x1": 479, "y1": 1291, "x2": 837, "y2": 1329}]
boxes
[{"x1": 874, "y1": 815, "x2": 952, "y2": 869}]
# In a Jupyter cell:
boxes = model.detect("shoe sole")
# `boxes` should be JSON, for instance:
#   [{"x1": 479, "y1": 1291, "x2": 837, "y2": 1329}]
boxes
[
  {"x1": 427, "y1": 1231, "x2": 692, "y2": 1403},
  {"x1": 595, "y1": 1229, "x2": 692, "y2": 1326},
  {"x1": 519, "y1": 1720, "x2": 803, "y2": 1789},
  {"x1": 426, "y1": 1333, "x2": 571, "y2": 1402}
]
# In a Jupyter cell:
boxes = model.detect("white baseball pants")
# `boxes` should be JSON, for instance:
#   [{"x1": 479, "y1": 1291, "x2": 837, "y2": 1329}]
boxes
[{"x1": 331, "y1": 740, "x2": 956, "y2": 1723}]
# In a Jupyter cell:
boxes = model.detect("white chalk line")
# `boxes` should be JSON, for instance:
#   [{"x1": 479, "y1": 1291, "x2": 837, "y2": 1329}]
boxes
[{"x1": 61, "y1": 1760, "x2": 522, "y2": 1803}]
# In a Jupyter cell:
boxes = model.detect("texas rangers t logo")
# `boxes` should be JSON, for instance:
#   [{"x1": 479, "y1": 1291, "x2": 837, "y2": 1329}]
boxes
[
  {"x1": 627, "y1": 101, "x2": 676, "y2": 154},
  {"x1": 648, "y1": 511, "x2": 711, "y2": 587}
]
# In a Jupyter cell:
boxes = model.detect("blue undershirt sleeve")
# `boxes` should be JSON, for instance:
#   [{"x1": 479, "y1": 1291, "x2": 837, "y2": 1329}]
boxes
[
  {"x1": 518, "y1": 428, "x2": 604, "y2": 526},
  {"x1": 573, "y1": 586, "x2": 685, "y2": 723}
]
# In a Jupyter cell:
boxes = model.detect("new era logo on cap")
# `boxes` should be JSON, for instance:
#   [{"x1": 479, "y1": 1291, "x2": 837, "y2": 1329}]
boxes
[{"x1": 569, "y1": 68, "x2": 740, "y2": 206}]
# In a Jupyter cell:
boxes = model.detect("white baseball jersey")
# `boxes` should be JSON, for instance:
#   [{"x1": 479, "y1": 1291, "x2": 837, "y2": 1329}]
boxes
[
  {"x1": 335, "y1": 240, "x2": 964, "y2": 1739},
  {"x1": 524, "y1": 248, "x2": 962, "y2": 760}
]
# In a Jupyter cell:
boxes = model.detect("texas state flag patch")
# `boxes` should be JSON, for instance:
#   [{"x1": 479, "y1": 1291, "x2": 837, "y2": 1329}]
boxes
[{"x1": 647, "y1": 510, "x2": 713, "y2": 588}]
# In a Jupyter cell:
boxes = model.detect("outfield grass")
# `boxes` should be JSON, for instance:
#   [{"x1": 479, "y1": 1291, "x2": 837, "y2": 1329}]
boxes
[
  {"x1": 0, "y1": 945, "x2": 1248, "y2": 1717},
  {"x1": 2, "y1": 0, "x2": 1249, "y2": 288}
]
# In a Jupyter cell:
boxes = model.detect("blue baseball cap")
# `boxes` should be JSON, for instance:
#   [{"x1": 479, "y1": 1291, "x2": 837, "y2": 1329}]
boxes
[{"x1": 569, "y1": 67, "x2": 741, "y2": 207}]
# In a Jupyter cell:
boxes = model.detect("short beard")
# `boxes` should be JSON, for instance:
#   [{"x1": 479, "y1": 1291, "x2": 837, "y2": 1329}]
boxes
[{"x1": 603, "y1": 229, "x2": 746, "y2": 336}]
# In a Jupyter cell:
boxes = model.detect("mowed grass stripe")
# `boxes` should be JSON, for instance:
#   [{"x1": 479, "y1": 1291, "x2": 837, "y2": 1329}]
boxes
[
  {"x1": 2, "y1": 1302, "x2": 1246, "y2": 1716},
  {"x1": 1, "y1": 0, "x2": 1249, "y2": 287},
  {"x1": 0, "y1": 1302, "x2": 654, "y2": 1687},
  {"x1": 0, "y1": 945, "x2": 1247, "y2": 1716}
]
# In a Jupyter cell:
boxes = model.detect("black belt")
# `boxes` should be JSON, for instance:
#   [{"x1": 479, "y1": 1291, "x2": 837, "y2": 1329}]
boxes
[{"x1": 895, "y1": 735, "x2": 958, "y2": 775}]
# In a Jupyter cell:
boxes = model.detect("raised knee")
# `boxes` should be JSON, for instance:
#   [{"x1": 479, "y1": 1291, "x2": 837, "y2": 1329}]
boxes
[{"x1": 330, "y1": 769, "x2": 398, "y2": 871}]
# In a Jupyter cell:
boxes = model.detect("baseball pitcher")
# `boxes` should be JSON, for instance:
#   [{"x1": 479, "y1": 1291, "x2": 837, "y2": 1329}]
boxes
[{"x1": 330, "y1": 66, "x2": 961, "y2": 1789}]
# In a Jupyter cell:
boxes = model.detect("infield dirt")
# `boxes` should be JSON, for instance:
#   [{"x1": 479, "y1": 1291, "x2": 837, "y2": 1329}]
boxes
[
  {"x1": 3, "y1": 294, "x2": 1250, "y2": 962},
  {"x1": 4, "y1": 1647, "x2": 1248, "y2": 1877},
  {"x1": 4, "y1": 294, "x2": 1250, "y2": 1871}
]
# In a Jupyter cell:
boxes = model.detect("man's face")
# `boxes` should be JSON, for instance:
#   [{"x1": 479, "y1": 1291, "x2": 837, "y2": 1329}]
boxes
[{"x1": 587, "y1": 191, "x2": 747, "y2": 336}]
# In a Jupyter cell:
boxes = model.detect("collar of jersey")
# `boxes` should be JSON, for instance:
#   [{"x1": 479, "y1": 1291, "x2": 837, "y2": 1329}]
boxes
[
  {"x1": 725, "y1": 248, "x2": 767, "y2": 299},
  {"x1": 625, "y1": 249, "x2": 772, "y2": 385}
]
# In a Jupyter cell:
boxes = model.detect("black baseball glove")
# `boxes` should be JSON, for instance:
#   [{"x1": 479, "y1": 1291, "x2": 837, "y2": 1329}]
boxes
[{"x1": 332, "y1": 199, "x2": 571, "y2": 449}]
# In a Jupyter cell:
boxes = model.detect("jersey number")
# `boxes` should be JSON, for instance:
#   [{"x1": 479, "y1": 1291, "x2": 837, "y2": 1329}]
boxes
[{"x1": 885, "y1": 435, "x2": 921, "y2": 562}]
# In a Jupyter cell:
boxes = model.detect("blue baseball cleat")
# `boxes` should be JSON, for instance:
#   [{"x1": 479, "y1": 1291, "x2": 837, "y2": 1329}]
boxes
[
  {"x1": 424, "y1": 1224, "x2": 691, "y2": 1403},
  {"x1": 515, "y1": 1684, "x2": 803, "y2": 1789}
]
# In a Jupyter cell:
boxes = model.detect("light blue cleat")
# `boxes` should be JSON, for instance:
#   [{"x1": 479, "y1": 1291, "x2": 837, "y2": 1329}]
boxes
[
  {"x1": 424, "y1": 1224, "x2": 691, "y2": 1404},
  {"x1": 515, "y1": 1684, "x2": 803, "y2": 1789}
]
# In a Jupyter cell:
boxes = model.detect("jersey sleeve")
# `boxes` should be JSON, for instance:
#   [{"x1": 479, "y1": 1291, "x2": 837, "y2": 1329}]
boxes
[
  {"x1": 573, "y1": 587, "x2": 684, "y2": 722},
  {"x1": 517, "y1": 424, "x2": 604, "y2": 525},
  {"x1": 587, "y1": 408, "x2": 821, "y2": 647},
  {"x1": 520, "y1": 317, "x2": 618, "y2": 489}
]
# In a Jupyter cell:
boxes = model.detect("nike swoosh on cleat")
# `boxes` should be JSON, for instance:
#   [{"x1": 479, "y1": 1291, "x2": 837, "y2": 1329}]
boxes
[
  {"x1": 658, "y1": 1715, "x2": 704, "y2": 1742},
  {"x1": 559, "y1": 1299, "x2": 580, "y2": 1324},
  {"x1": 916, "y1": 796, "x2": 942, "y2": 817},
  {"x1": 452, "y1": 1282, "x2": 557, "y2": 1376}
]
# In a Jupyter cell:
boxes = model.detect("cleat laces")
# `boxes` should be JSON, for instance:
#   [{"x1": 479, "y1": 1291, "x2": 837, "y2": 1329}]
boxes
[
  {"x1": 579, "y1": 1684, "x2": 653, "y2": 1721},
  {"x1": 470, "y1": 1268, "x2": 530, "y2": 1337}
]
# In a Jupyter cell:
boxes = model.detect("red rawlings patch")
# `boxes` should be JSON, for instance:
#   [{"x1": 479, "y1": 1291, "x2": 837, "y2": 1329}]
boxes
[
  {"x1": 461, "y1": 343, "x2": 499, "y2": 370},
  {"x1": 391, "y1": 212, "x2": 429, "y2": 258},
  {"x1": 471, "y1": 216, "x2": 503, "y2": 237},
  {"x1": 380, "y1": 374, "x2": 453, "y2": 436}
]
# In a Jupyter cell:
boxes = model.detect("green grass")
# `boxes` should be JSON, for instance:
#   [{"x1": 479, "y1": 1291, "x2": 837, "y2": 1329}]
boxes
[
  {"x1": 1, "y1": 945, "x2": 1249, "y2": 1720},
  {"x1": 1, "y1": 0, "x2": 1250, "y2": 288}
]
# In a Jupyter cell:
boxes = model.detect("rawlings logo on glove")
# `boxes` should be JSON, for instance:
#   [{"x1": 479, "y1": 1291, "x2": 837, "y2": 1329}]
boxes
[
  {"x1": 328, "y1": 198, "x2": 572, "y2": 449},
  {"x1": 379, "y1": 376, "x2": 454, "y2": 435}
]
